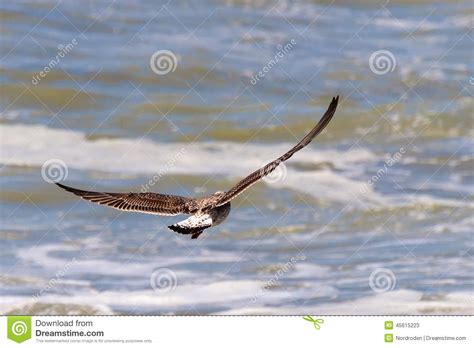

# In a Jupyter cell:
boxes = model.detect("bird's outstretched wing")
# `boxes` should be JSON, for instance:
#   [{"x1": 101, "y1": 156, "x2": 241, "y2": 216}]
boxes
[
  {"x1": 216, "y1": 96, "x2": 339, "y2": 206},
  {"x1": 56, "y1": 183, "x2": 192, "y2": 216}
]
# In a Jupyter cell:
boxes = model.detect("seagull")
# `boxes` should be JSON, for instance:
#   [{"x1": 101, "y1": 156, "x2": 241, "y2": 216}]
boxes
[{"x1": 56, "y1": 96, "x2": 339, "y2": 239}]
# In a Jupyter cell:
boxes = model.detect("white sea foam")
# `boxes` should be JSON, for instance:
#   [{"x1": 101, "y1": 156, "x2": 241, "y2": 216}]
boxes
[
  {"x1": 432, "y1": 216, "x2": 474, "y2": 234},
  {"x1": 0, "y1": 123, "x2": 382, "y2": 206},
  {"x1": 2, "y1": 239, "x2": 339, "y2": 314},
  {"x1": 3, "y1": 288, "x2": 469, "y2": 315},
  {"x1": 0, "y1": 281, "x2": 338, "y2": 315},
  {"x1": 4, "y1": 239, "x2": 472, "y2": 315},
  {"x1": 17, "y1": 239, "x2": 242, "y2": 278},
  {"x1": 374, "y1": 17, "x2": 436, "y2": 32},
  {"x1": 218, "y1": 290, "x2": 474, "y2": 315},
  {"x1": 374, "y1": 14, "x2": 471, "y2": 32}
]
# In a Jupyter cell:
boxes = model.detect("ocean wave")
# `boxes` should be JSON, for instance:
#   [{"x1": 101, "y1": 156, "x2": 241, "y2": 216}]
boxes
[
  {"x1": 218, "y1": 290, "x2": 474, "y2": 315},
  {"x1": 0, "y1": 123, "x2": 383, "y2": 206}
]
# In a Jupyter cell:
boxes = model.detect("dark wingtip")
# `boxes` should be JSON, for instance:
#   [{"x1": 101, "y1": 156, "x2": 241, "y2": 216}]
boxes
[
  {"x1": 55, "y1": 182, "x2": 90, "y2": 197},
  {"x1": 55, "y1": 182, "x2": 77, "y2": 193},
  {"x1": 326, "y1": 95, "x2": 339, "y2": 118},
  {"x1": 55, "y1": 182, "x2": 70, "y2": 191}
]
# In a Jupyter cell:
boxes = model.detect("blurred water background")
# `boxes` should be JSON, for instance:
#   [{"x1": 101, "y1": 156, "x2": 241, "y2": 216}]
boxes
[{"x1": 0, "y1": 0, "x2": 473, "y2": 314}]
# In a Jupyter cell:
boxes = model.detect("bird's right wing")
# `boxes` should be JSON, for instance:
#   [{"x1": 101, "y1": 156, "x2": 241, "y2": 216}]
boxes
[
  {"x1": 56, "y1": 183, "x2": 193, "y2": 216},
  {"x1": 215, "y1": 96, "x2": 339, "y2": 206}
]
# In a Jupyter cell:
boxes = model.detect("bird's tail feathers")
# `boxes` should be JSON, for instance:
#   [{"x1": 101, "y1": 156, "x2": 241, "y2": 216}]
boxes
[{"x1": 168, "y1": 214, "x2": 212, "y2": 239}]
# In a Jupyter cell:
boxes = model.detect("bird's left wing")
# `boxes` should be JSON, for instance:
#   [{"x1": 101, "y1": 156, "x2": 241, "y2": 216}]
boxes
[
  {"x1": 215, "y1": 96, "x2": 339, "y2": 206},
  {"x1": 56, "y1": 183, "x2": 193, "y2": 216}
]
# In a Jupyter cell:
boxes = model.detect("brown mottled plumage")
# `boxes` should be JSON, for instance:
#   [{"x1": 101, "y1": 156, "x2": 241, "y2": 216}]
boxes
[{"x1": 56, "y1": 96, "x2": 339, "y2": 239}]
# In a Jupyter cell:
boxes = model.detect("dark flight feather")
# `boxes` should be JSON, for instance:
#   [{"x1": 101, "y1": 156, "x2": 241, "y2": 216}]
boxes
[{"x1": 56, "y1": 183, "x2": 191, "y2": 216}]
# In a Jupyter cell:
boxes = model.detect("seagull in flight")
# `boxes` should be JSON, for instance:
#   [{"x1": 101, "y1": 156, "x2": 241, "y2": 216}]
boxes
[{"x1": 56, "y1": 96, "x2": 339, "y2": 239}]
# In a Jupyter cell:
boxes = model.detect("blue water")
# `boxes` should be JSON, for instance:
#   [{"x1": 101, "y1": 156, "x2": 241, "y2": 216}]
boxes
[{"x1": 0, "y1": 0, "x2": 472, "y2": 314}]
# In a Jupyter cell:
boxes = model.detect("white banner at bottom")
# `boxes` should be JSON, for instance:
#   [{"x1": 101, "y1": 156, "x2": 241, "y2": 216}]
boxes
[{"x1": 1, "y1": 316, "x2": 471, "y2": 347}]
